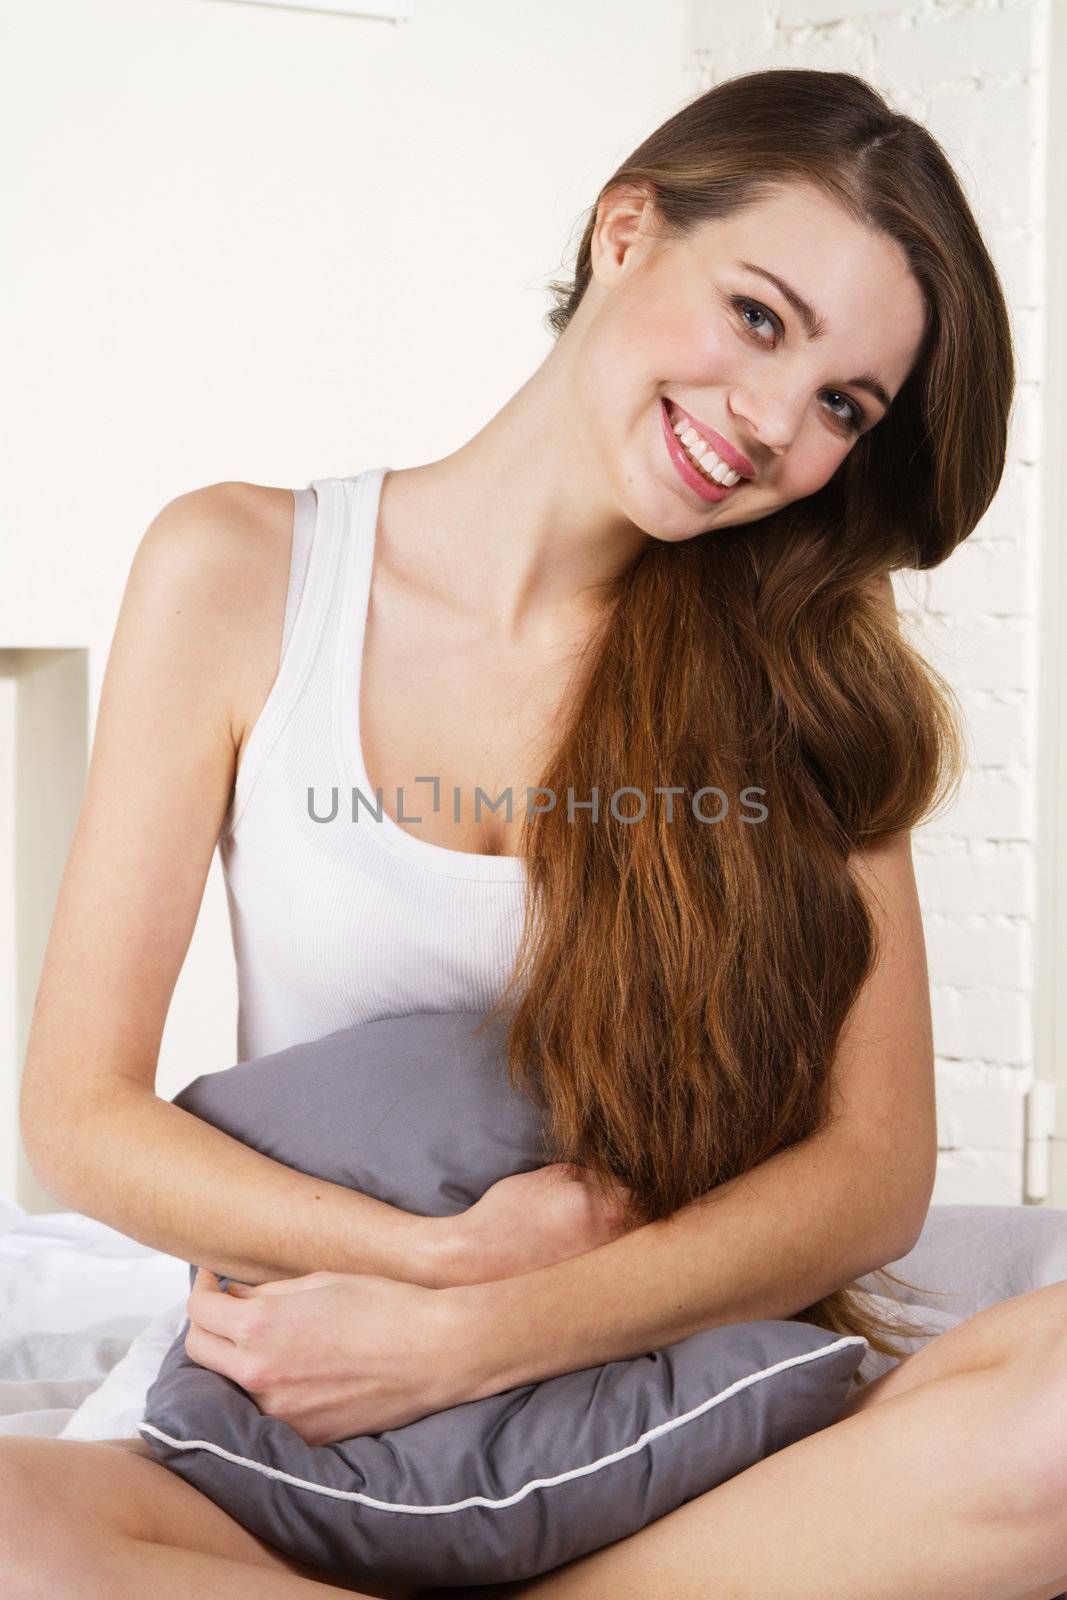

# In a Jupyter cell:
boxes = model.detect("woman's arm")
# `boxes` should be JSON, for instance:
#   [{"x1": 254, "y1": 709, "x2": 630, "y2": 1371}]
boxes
[
  {"x1": 35, "y1": 1079, "x2": 449, "y2": 1287},
  {"x1": 18, "y1": 485, "x2": 450, "y2": 1288},
  {"x1": 448, "y1": 830, "x2": 939, "y2": 1396}
]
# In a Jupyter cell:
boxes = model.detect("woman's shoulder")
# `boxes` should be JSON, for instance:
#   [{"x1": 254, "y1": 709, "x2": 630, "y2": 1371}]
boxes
[
  {"x1": 138, "y1": 480, "x2": 295, "y2": 584},
  {"x1": 132, "y1": 480, "x2": 300, "y2": 762}
]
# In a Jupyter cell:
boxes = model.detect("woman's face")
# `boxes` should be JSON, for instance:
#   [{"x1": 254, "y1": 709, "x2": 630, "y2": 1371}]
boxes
[{"x1": 574, "y1": 179, "x2": 929, "y2": 540}]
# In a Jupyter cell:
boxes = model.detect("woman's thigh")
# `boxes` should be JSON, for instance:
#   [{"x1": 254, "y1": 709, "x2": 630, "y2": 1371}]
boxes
[{"x1": 0, "y1": 1435, "x2": 412, "y2": 1598}]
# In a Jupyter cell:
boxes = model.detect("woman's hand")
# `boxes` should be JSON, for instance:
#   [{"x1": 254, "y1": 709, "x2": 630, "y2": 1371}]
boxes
[
  {"x1": 184, "y1": 1266, "x2": 470, "y2": 1446},
  {"x1": 442, "y1": 1163, "x2": 638, "y2": 1287}
]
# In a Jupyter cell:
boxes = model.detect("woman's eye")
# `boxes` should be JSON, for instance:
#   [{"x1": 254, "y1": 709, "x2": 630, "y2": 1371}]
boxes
[
  {"x1": 734, "y1": 297, "x2": 780, "y2": 341},
  {"x1": 823, "y1": 390, "x2": 863, "y2": 433}
]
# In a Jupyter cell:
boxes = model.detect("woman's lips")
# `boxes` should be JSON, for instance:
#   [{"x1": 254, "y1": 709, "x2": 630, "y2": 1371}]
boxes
[
  {"x1": 660, "y1": 398, "x2": 739, "y2": 505},
  {"x1": 666, "y1": 401, "x2": 755, "y2": 479}
]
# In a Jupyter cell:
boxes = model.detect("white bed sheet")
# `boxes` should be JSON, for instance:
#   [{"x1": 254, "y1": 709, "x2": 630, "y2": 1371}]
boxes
[{"x1": 0, "y1": 1190, "x2": 188, "y2": 1441}]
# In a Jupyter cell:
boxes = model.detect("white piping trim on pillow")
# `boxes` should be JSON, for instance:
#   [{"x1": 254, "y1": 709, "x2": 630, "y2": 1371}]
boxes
[{"x1": 138, "y1": 1334, "x2": 867, "y2": 1516}]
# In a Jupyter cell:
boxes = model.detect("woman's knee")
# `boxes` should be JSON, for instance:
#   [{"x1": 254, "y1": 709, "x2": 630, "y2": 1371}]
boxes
[
  {"x1": 927, "y1": 1279, "x2": 1067, "y2": 1378},
  {"x1": 967, "y1": 1278, "x2": 1067, "y2": 1366},
  {"x1": 853, "y1": 1281, "x2": 1067, "y2": 1523},
  {"x1": 848, "y1": 1277, "x2": 1067, "y2": 1420},
  {"x1": 0, "y1": 1433, "x2": 234, "y2": 1569},
  {"x1": 0, "y1": 1437, "x2": 116, "y2": 1597},
  {"x1": 991, "y1": 1318, "x2": 1067, "y2": 1526},
  {"x1": 0, "y1": 1434, "x2": 416, "y2": 1596}
]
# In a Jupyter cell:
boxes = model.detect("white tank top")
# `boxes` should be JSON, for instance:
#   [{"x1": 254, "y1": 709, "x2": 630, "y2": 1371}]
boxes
[{"x1": 218, "y1": 468, "x2": 528, "y2": 1063}]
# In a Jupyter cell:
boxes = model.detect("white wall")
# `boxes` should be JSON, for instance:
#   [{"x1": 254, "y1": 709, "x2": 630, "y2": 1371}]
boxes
[
  {"x1": 687, "y1": 0, "x2": 1059, "y2": 1204},
  {"x1": 3, "y1": 0, "x2": 1059, "y2": 1210},
  {"x1": 1, "y1": 0, "x2": 690, "y2": 1197}
]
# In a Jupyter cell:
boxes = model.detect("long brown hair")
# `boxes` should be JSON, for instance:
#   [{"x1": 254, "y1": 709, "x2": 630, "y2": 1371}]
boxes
[{"x1": 477, "y1": 68, "x2": 1015, "y2": 1374}]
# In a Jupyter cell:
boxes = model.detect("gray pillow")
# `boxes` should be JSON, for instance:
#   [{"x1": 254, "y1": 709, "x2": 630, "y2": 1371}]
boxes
[{"x1": 139, "y1": 1011, "x2": 866, "y2": 1590}]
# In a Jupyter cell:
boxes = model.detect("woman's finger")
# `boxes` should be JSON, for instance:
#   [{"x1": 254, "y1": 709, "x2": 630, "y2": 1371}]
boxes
[
  {"x1": 227, "y1": 1273, "x2": 326, "y2": 1298},
  {"x1": 187, "y1": 1269, "x2": 253, "y2": 1338},
  {"x1": 184, "y1": 1318, "x2": 244, "y2": 1381}
]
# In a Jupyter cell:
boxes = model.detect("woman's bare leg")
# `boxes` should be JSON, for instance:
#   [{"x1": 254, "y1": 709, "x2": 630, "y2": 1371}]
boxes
[
  {"x1": 455, "y1": 1280, "x2": 1067, "y2": 1600},
  {"x1": 0, "y1": 1435, "x2": 416, "y2": 1599},
  {"x1": 56, "y1": 1534, "x2": 402, "y2": 1598}
]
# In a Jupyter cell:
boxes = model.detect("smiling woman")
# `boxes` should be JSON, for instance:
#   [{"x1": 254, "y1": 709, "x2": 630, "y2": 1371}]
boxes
[
  {"x1": 12, "y1": 55, "x2": 1052, "y2": 1600},
  {"x1": 557, "y1": 175, "x2": 933, "y2": 551}
]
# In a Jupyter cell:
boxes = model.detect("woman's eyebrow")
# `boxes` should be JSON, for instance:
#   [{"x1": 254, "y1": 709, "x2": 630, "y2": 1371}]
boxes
[
  {"x1": 734, "y1": 258, "x2": 827, "y2": 337},
  {"x1": 733, "y1": 258, "x2": 893, "y2": 412}
]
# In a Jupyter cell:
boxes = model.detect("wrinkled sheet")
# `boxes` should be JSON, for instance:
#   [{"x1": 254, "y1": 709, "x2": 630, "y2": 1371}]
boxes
[{"x1": 0, "y1": 1191, "x2": 187, "y2": 1440}]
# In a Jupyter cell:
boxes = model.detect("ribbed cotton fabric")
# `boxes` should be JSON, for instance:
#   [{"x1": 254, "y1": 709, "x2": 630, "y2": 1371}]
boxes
[{"x1": 218, "y1": 468, "x2": 528, "y2": 1063}]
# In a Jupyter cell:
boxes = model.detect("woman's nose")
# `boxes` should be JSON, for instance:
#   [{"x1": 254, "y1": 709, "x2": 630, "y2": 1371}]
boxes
[{"x1": 728, "y1": 389, "x2": 802, "y2": 458}]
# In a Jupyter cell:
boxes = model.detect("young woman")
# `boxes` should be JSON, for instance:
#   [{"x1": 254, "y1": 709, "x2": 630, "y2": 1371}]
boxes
[{"x1": 8, "y1": 66, "x2": 1067, "y2": 1600}]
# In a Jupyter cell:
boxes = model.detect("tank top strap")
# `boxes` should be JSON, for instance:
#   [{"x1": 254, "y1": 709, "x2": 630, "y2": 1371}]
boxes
[
  {"x1": 280, "y1": 486, "x2": 316, "y2": 658},
  {"x1": 221, "y1": 476, "x2": 352, "y2": 839}
]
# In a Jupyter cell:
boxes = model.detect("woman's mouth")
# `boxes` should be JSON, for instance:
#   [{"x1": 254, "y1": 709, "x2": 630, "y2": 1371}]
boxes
[{"x1": 660, "y1": 399, "x2": 745, "y2": 505}]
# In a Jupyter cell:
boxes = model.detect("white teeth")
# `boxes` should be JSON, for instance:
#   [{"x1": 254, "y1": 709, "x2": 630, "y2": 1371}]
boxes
[{"x1": 670, "y1": 416, "x2": 742, "y2": 487}]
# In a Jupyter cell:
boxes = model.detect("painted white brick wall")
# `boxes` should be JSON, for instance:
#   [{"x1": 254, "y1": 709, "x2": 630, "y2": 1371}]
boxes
[{"x1": 687, "y1": 0, "x2": 1051, "y2": 1205}]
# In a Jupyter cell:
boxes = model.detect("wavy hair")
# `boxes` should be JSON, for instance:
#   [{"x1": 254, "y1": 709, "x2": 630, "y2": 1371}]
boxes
[{"x1": 477, "y1": 68, "x2": 1015, "y2": 1376}]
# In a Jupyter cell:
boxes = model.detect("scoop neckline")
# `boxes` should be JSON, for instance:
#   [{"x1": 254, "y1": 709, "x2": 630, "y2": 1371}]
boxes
[{"x1": 333, "y1": 467, "x2": 527, "y2": 882}]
